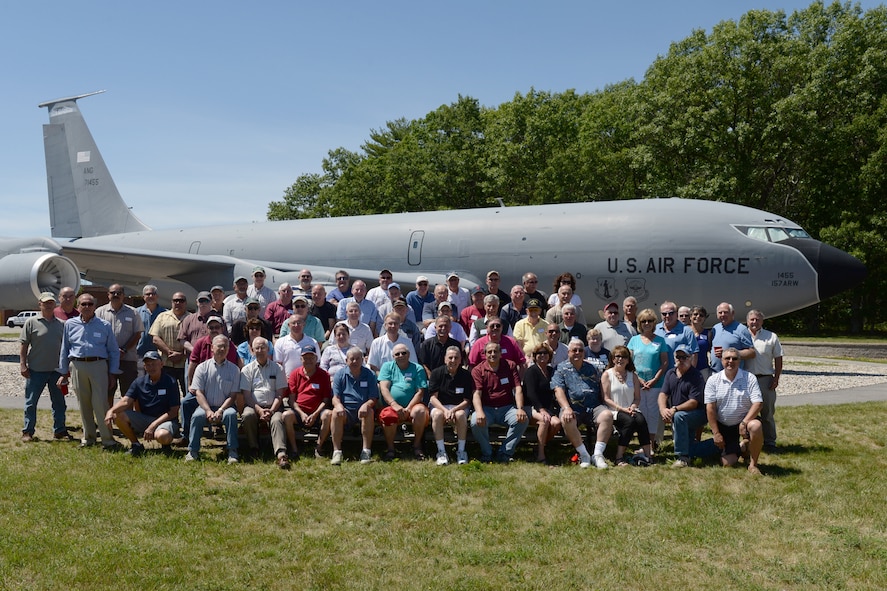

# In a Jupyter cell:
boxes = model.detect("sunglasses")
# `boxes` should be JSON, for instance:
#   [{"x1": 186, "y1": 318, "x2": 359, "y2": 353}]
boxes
[{"x1": 393, "y1": 351, "x2": 410, "y2": 357}]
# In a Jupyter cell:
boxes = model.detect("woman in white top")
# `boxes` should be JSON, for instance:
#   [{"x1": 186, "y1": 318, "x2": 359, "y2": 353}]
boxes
[
  {"x1": 320, "y1": 322, "x2": 353, "y2": 378},
  {"x1": 601, "y1": 345, "x2": 653, "y2": 466}
]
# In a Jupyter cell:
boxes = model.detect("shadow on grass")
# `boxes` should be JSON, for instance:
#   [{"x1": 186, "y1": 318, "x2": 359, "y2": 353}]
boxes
[
  {"x1": 766, "y1": 443, "x2": 833, "y2": 455},
  {"x1": 783, "y1": 368, "x2": 887, "y2": 378}
]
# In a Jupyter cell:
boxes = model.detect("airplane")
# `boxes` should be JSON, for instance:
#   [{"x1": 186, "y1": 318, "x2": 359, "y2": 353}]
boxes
[{"x1": 0, "y1": 90, "x2": 868, "y2": 322}]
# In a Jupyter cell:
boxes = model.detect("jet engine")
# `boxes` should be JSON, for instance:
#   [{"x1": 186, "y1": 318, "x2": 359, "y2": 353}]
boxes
[{"x1": 0, "y1": 251, "x2": 80, "y2": 310}]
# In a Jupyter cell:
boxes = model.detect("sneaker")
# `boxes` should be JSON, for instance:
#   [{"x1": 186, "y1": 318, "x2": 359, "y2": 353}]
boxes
[
  {"x1": 671, "y1": 458, "x2": 689, "y2": 469},
  {"x1": 80, "y1": 439, "x2": 96, "y2": 448},
  {"x1": 359, "y1": 449, "x2": 373, "y2": 464},
  {"x1": 456, "y1": 450, "x2": 468, "y2": 465},
  {"x1": 314, "y1": 446, "x2": 325, "y2": 459},
  {"x1": 128, "y1": 442, "x2": 144, "y2": 457},
  {"x1": 592, "y1": 454, "x2": 608, "y2": 469},
  {"x1": 184, "y1": 452, "x2": 198, "y2": 462},
  {"x1": 331, "y1": 450, "x2": 343, "y2": 465},
  {"x1": 579, "y1": 452, "x2": 592, "y2": 469},
  {"x1": 436, "y1": 451, "x2": 449, "y2": 466},
  {"x1": 227, "y1": 451, "x2": 239, "y2": 464},
  {"x1": 632, "y1": 453, "x2": 652, "y2": 467},
  {"x1": 21, "y1": 432, "x2": 34, "y2": 443}
]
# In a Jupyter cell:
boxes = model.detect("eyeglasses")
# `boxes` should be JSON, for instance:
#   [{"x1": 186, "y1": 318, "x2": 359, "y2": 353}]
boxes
[
  {"x1": 692, "y1": 312, "x2": 705, "y2": 317},
  {"x1": 172, "y1": 298, "x2": 186, "y2": 303},
  {"x1": 723, "y1": 356, "x2": 739, "y2": 362},
  {"x1": 79, "y1": 302, "x2": 95, "y2": 307},
  {"x1": 336, "y1": 276, "x2": 348, "y2": 281},
  {"x1": 661, "y1": 311, "x2": 675, "y2": 316},
  {"x1": 417, "y1": 282, "x2": 428, "y2": 286},
  {"x1": 547, "y1": 329, "x2": 559, "y2": 334},
  {"x1": 109, "y1": 290, "x2": 123, "y2": 296},
  {"x1": 393, "y1": 351, "x2": 409, "y2": 357},
  {"x1": 381, "y1": 276, "x2": 392, "y2": 281},
  {"x1": 488, "y1": 324, "x2": 502, "y2": 330},
  {"x1": 675, "y1": 355, "x2": 689, "y2": 361},
  {"x1": 247, "y1": 306, "x2": 260, "y2": 311},
  {"x1": 640, "y1": 319, "x2": 654, "y2": 324},
  {"x1": 143, "y1": 292, "x2": 157, "y2": 297}
]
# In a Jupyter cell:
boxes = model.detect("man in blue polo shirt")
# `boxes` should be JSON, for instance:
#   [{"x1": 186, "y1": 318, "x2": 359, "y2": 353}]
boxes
[{"x1": 710, "y1": 302, "x2": 756, "y2": 372}]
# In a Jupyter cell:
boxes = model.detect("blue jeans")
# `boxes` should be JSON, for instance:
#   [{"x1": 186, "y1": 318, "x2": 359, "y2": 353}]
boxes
[
  {"x1": 672, "y1": 408, "x2": 716, "y2": 459},
  {"x1": 181, "y1": 393, "x2": 198, "y2": 438},
  {"x1": 23, "y1": 370, "x2": 67, "y2": 435},
  {"x1": 470, "y1": 405, "x2": 529, "y2": 460},
  {"x1": 189, "y1": 407, "x2": 239, "y2": 454}
]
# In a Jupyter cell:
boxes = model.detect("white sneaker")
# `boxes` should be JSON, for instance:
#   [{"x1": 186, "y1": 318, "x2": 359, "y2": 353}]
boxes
[
  {"x1": 227, "y1": 452, "x2": 239, "y2": 464},
  {"x1": 331, "y1": 450, "x2": 343, "y2": 465},
  {"x1": 671, "y1": 458, "x2": 689, "y2": 469},
  {"x1": 359, "y1": 449, "x2": 373, "y2": 464},
  {"x1": 436, "y1": 451, "x2": 449, "y2": 466},
  {"x1": 456, "y1": 450, "x2": 468, "y2": 465},
  {"x1": 579, "y1": 452, "x2": 592, "y2": 469},
  {"x1": 184, "y1": 452, "x2": 198, "y2": 462},
  {"x1": 592, "y1": 454, "x2": 608, "y2": 469}
]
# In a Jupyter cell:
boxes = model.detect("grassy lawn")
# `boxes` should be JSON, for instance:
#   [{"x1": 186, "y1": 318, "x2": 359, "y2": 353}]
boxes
[{"x1": 1, "y1": 403, "x2": 886, "y2": 591}]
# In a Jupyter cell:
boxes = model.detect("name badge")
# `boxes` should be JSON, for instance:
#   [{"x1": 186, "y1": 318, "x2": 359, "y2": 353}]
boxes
[
  {"x1": 93, "y1": 332, "x2": 102, "y2": 338},
  {"x1": 311, "y1": 383, "x2": 320, "y2": 389},
  {"x1": 158, "y1": 389, "x2": 166, "y2": 395},
  {"x1": 480, "y1": 329, "x2": 487, "y2": 336},
  {"x1": 360, "y1": 381, "x2": 368, "y2": 387},
  {"x1": 500, "y1": 377, "x2": 509, "y2": 385},
  {"x1": 667, "y1": 334, "x2": 676, "y2": 339},
  {"x1": 537, "y1": 328, "x2": 545, "y2": 334},
  {"x1": 455, "y1": 387, "x2": 464, "y2": 394},
  {"x1": 501, "y1": 348, "x2": 508, "y2": 355},
  {"x1": 471, "y1": 315, "x2": 479, "y2": 320}
]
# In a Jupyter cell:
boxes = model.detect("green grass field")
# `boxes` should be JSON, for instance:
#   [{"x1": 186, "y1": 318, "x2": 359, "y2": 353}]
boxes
[{"x1": 2, "y1": 403, "x2": 886, "y2": 591}]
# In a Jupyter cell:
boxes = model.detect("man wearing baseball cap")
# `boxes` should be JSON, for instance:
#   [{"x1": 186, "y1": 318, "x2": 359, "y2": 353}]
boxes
[
  {"x1": 104, "y1": 350, "x2": 182, "y2": 456},
  {"x1": 19, "y1": 292, "x2": 69, "y2": 442},
  {"x1": 658, "y1": 344, "x2": 715, "y2": 468}
]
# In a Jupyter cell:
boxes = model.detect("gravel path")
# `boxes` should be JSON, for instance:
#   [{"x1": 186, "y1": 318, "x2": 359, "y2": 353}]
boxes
[{"x1": 2, "y1": 337, "x2": 886, "y2": 401}]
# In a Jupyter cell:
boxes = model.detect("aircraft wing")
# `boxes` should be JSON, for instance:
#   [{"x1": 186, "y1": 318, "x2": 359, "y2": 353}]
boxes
[{"x1": 59, "y1": 243, "x2": 460, "y2": 295}]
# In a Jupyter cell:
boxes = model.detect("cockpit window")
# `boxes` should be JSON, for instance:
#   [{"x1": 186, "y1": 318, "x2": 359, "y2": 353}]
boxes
[{"x1": 737, "y1": 226, "x2": 811, "y2": 243}]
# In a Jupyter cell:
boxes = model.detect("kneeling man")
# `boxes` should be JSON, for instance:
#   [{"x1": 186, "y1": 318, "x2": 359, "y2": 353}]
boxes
[
  {"x1": 705, "y1": 347, "x2": 764, "y2": 474},
  {"x1": 105, "y1": 350, "x2": 181, "y2": 456}
]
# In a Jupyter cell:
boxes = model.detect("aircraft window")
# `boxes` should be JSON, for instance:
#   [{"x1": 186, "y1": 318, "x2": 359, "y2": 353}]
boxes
[
  {"x1": 738, "y1": 226, "x2": 811, "y2": 243},
  {"x1": 744, "y1": 227, "x2": 770, "y2": 242}
]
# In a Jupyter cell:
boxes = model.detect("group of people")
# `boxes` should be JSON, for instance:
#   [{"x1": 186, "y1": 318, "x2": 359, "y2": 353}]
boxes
[{"x1": 17, "y1": 267, "x2": 783, "y2": 474}]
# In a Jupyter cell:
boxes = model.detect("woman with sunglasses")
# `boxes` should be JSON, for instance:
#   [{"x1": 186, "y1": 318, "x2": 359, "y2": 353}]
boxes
[
  {"x1": 522, "y1": 343, "x2": 562, "y2": 464},
  {"x1": 601, "y1": 346, "x2": 653, "y2": 465},
  {"x1": 627, "y1": 308, "x2": 669, "y2": 448}
]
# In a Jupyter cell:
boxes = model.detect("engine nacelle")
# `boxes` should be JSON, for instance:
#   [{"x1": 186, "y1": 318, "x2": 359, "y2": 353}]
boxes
[{"x1": 0, "y1": 251, "x2": 80, "y2": 310}]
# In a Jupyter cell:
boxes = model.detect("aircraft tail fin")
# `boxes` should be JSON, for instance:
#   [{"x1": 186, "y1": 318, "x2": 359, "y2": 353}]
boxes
[{"x1": 39, "y1": 91, "x2": 151, "y2": 238}]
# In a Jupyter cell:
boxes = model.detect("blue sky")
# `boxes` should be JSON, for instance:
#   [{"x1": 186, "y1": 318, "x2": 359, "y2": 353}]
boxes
[{"x1": 2, "y1": 1, "x2": 880, "y2": 237}]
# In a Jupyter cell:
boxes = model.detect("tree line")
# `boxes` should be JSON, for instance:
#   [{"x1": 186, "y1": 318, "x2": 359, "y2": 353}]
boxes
[{"x1": 268, "y1": 1, "x2": 886, "y2": 334}]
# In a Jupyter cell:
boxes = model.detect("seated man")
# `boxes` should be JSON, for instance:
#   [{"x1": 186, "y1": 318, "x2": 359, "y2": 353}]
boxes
[
  {"x1": 705, "y1": 347, "x2": 764, "y2": 474},
  {"x1": 378, "y1": 344, "x2": 429, "y2": 461},
  {"x1": 428, "y1": 345, "x2": 472, "y2": 465},
  {"x1": 658, "y1": 344, "x2": 716, "y2": 468},
  {"x1": 470, "y1": 341, "x2": 529, "y2": 463},
  {"x1": 287, "y1": 344, "x2": 333, "y2": 458},
  {"x1": 104, "y1": 350, "x2": 181, "y2": 456},
  {"x1": 239, "y1": 337, "x2": 293, "y2": 469},
  {"x1": 330, "y1": 347, "x2": 379, "y2": 465},
  {"x1": 187, "y1": 335, "x2": 241, "y2": 463},
  {"x1": 552, "y1": 339, "x2": 614, "y2": 469}
]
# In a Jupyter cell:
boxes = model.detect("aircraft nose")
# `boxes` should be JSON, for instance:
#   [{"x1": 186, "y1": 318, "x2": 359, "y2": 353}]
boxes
[{"x1": 787, "y1": 239, "x2": 867, "y2": 300}]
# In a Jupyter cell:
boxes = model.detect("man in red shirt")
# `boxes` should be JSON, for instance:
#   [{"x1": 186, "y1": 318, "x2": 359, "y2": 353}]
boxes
[
  {"x1": 287, "y1": 344, "x2": 332, "y2": 458},
  {"x1": 470, "y1": 342, "x2": 528, "y2": 463}
]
